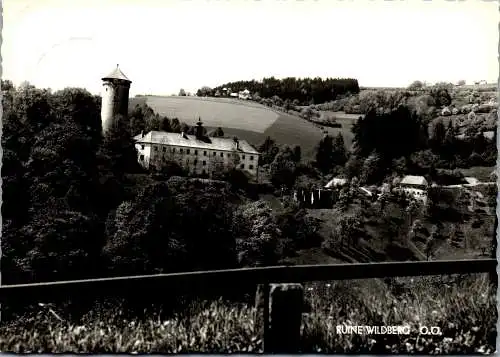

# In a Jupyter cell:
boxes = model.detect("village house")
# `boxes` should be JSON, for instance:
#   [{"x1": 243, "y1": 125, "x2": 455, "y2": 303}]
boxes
[
  {"x1": 238, "y1": 89, "x2": 251, "y2": 100},
  {"x1": 324, "y1": 177, "x2": 348, "y2": 189},
  {"x1": 134, "y1": 119, "x2": 261, "y2": 182},
  {"x1": 397, "y1": 175, "x2": 429, "y2": 202}
]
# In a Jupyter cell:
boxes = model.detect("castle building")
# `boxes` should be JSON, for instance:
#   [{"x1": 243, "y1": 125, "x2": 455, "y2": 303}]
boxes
[
  {"x1": 134, "y1": 119, "x2": 261, "y2": 182},
  {"x1": 101, "y1": 65, "x2": 132, "y2": 133}
]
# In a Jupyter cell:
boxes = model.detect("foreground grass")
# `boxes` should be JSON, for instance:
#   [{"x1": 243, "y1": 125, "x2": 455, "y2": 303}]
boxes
[{"x1": 0, "y1": 274, "x2": 496, "y2": 353}]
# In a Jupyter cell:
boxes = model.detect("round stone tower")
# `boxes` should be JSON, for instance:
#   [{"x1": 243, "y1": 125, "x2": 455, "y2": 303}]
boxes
[{"x1": 100, "y1": 64, "x2": 132, "y2": 133}]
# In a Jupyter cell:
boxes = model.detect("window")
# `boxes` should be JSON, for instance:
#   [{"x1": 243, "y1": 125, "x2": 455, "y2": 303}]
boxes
[
  {"x1": 250, "y1": 156, "x2": 254, "y2": 161},
  {"x1": 240, "y1": 164, "x2": 245, "y2": 169},
  {"x1": 140, "y1": 155, "x2": 144, "y2": 161},
  {"x1": 194, "y1": 150, "x2": 198, "y2": 155},
  {"x1": 213, "y1": 152, "x2": 216, "y2": 156},
  {"x1": 141, "y1": 145, "x2": 145, "y2": 150},
  {"x1": 249, "y1": 165, "x2": 254, "y2": 170},
  {"x1": 194, "y1": 159, "x2": 198, "y2": 165},
  {"x1": 180, "y1": 148, "x2": 183, "y2": 153},
  {"x1": 220, "y1": 153, "x2": 224, "y2": 157},
  {"x1": 203, "y1": 161, "x2": 206, "y2": 166},
  {"x1": 154, "y1": 146, "x2": 158, "y2": 151},
  {"x1": 202, "y1": 169, "x2": 206, "y2": 175},
  {"x1": 172, "y1": 148, "x2": 176, "y2": 153},
  {"x1": 242, "y1": 155, "x2": 245, "y2": 160},
  {"x1": 204, "y1": 151, "x2": 207, "y2": 156},
  {"x1": 163, "y1": 147, "x2": 166, "y2": 152},
  {"x1": 187, "y1": 149, "x2": 190, "y2": 154}
]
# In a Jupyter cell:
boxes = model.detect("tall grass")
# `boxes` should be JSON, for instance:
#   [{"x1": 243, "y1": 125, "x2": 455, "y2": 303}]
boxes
[{"x1": 0, "y1": 274, "x2": 495, "y2": 353}]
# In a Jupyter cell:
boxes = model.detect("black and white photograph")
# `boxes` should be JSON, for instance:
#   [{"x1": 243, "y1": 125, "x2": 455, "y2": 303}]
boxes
[{"x1": 0, "y1": 0, "x2": 498, "y2": 353}]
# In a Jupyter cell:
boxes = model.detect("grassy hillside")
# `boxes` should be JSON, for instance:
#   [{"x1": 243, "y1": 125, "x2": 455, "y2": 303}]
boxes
[
  {"x1": 130, "y1": 96, "x2": 326, "y2": 162},
  {"x1": 145, "y1": 96, "x2": 280, "y2": 133}
]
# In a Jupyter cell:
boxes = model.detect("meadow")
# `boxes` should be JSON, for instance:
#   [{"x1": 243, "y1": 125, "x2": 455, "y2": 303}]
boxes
[
  {"x1": 0, "y1": 274, "x2": 495, "y2": 353},
  {"x1": 146, "y1": 96, "x2": 280, "y2": 133},
  {"x1": 135, "y1": 95, "x2": 331, "y2": 161},
  {"x1": 316, "y1": 110, "x2": 361, "y2": 148}
]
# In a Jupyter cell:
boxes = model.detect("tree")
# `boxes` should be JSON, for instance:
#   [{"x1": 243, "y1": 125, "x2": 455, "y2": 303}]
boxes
[
  {"x1": 258, "y1": 136, "x2": 279, "y2": 165},
  {"x1": 178, "y1": 88, "x2": 187, "y2": 96},
  {"x1": 329, "y1": 214, "x2": 362, "y2": 249},
  {"x1": 360, "y1": 151, "x2": 383, "y2": 184},
  {"x1": 180, "y1": 122, "x2": 190, "y2": 133},
  {"x1": 160, "y1": 117, "x2": 172, "y2": 132},
  {"x1": 103, "y1": 180, "x2": 238, "y2": 275},
  {"x1": 292, "y1": 145, "x2": 302, "y2": 163},
  {"x1": 231, "y1": 200, "x2": 281, "y2": 267},
  {"x1": 405, "y1": 199, "x2": 419, "y2": 228},
  {"x1": 424, "y1": 225, "x2": 438, "y2": 260},
  {"x1": 101, "y1": 114, "x2": 141, "y2": 176},
  {"x1": 352, "y1": 106, "x2": 426, "y2": 160},
  {"x1": 209, "y1": 127, "x2": 225, "y2": 137},
  {"x1": 408, "y1": 80, "x2": 425, "y2": 90},
  {"x1": 430, "y1": 120, "x2": 446, "y2": 151},
  {"x1": 344, "y1": 156, "x2": 363, "y2": 179},
  {"x1": 332, "y1": 133, "x2": 348, "y2": 166},
  {"x1": 170, "y1": 118, "x2": 182, "y2": 133},
  {"x1": 270, "y1": 146, "x2": 298, "y2": 188},
  {"x1": 430, "y1": 84, "x2": 452, "y2": 107},
  {"x1": 315, "y1": 135, "x2": 334, "y2": 173}
]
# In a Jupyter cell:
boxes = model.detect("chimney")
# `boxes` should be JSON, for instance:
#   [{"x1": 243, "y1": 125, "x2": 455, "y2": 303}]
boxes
[
  {"x1": 141, "y1": 130, "x2": 145, "y2": 138},
  {"x1": 233, "y1": 136, "x2": 239, "y2": 150}
]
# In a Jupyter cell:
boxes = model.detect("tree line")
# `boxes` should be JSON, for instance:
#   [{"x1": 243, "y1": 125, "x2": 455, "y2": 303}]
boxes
[{"x1": 197, "y1": 76, "x2": 360, "y2": 105}]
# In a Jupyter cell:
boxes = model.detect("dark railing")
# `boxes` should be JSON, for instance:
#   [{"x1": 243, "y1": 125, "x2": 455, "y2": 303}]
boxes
[{"x1": 0, "y1": 258, "x2": 496, "y2": 352}]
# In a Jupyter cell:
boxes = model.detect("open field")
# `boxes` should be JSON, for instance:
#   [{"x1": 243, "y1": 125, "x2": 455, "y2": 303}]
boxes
[
  {"x1": 131, "y1": 96, "x2": 327, "y2": 161},
  {"x1": 0, "y1": 274, "x2": 494, "y2": 353},
  {"x1": 317, "y1": 110, "x2": 360, "y2": 149},
  {"x1": 145, "y1": 96, "x2": 280, "y2": 133}
]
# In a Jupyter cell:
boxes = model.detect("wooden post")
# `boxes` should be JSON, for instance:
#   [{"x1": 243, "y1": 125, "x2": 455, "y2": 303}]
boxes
[
  {"x1": 267, "y1": 283, "x2": 304, "y2": 353},
  {"x1": 254, "y1": 283, "x2": 269, "y2": 347},
  {"x1": 255, "y1": 283, "x2": 304, "y2": 353},
  {"x1": 263, "y1": 283, "x2": 270, "y2": 351}
]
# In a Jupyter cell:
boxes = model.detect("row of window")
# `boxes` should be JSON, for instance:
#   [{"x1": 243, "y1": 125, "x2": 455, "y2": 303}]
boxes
[
  {"x1": 138, "y1": 154, "x2": 255, "y2": 170},
  {"x1": 143, "y1": 144, "x2": 254, "y2": 160}
]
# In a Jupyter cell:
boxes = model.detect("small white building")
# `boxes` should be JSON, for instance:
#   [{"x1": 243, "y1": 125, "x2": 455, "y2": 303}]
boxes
[
  {"x1": 324, "y1": 177, "x2": 348, "y2": 189},
  {"x1": 238, "y1": 89, "x2": 251, "y2": 100},
  {"x1": 398, "y1": 175, "x2": 429, "y2": 202}
]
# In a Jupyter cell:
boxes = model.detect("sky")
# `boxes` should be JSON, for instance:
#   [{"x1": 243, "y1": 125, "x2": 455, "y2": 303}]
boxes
[{"x1": 3, "y1": 0, "x2": 499, "y2": 96}]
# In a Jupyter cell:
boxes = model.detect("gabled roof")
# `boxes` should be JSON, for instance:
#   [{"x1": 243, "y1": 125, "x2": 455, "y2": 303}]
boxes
[
  {"x1": 102, "y1": 65, "x2": 131, "y2": 83},
  {"x1": 134, "y1": 131, "x2": 260, "y2": 155},
  {"x1": 400, "y1": 175, "x2": 428, "y2": 186},
  {"x1": 325, "y1": 177, "x2": 348, "y2": 188}
]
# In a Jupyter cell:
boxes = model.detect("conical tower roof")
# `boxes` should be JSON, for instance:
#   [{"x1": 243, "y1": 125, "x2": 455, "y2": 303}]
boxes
[{"x1": 102, "y1": 64, "x2": 131, "y2": 83}]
